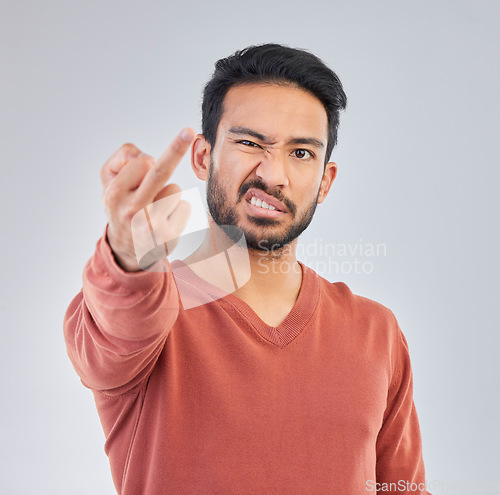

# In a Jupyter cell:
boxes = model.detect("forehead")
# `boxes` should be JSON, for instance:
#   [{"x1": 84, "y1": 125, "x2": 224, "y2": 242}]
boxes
[{"x1": 218, "y1": 83, "x2": 328, "y2": 142}]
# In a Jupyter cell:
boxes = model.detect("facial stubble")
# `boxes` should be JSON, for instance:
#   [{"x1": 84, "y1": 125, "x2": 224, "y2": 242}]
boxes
[{"x1": 206, "y1": 158, "x2": 320, "y2": 256}]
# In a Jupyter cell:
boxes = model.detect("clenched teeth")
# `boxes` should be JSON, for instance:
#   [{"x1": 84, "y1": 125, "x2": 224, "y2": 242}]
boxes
[{"x1": 249, "y1": 196, "x2": 277, "y2": 210}]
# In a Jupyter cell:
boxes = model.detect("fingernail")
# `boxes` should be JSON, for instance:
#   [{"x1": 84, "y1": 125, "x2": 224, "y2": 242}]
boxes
[{"x1": 180, "y1": 129, "x2": 194, "y2": 141}]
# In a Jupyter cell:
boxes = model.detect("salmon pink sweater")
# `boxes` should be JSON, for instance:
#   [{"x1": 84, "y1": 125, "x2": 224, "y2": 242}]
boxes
[{"x1": 64, "y1": 226, "x2": 430, "y2": 494}]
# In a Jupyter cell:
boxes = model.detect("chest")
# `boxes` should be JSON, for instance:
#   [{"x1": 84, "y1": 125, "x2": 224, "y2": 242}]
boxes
[
  {"x1": 119, "y1": 309, "x2": 392, "y2": 492},
  {"x1": 156, "y1": 310, "x2": 390, "y2": 441}
]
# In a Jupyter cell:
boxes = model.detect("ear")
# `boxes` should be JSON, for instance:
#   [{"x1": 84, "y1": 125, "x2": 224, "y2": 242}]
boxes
[
  {"x1": 191, "y1": 134, "x2": 211, "y2": 181},
  {"x1": 316, "y1": 162, "x2": 337, "y2": 204}
]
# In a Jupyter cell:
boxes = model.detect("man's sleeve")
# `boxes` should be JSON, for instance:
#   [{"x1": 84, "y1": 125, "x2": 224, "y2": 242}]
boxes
[
  {"x1": 375, "y1": 320, "x2": 431, "y2": 495},
  {"x1": 63, "y1": 224, "x2": 180, "y2": 396}
]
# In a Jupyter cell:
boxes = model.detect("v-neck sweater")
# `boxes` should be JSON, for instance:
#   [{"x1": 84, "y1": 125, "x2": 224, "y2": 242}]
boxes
[
  {"x1": 64, "y1": 226, "x2": 429, "y2": 495},
  {"x1": 169, "y1": 257, "x2": 319, "y2": 348}
]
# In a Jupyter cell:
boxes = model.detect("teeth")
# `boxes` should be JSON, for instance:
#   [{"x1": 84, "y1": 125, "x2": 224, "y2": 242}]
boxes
[{"x1": 249, "y1": 195, "x2": 277, "y2": 211}]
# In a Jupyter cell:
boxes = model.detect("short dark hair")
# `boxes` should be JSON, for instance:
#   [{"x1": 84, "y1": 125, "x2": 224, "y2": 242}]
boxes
[{"x1": 202, "y1": 43, "x2": 347, "y2": 165}]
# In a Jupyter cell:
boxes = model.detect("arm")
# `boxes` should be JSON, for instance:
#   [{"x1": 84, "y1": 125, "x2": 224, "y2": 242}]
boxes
[
  {"x1": 375, "y1": 323, "x2": 431, "y2": 495},
  {"x1": 63, "y1": 224, "x2": 179, "y2": 394},
  {"x1": 63, "y1": 129, "x2": 195, "y2": 395}
]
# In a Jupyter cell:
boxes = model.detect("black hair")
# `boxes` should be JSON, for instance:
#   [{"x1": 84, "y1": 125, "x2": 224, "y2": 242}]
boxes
[{"x1": 201, "y1": 43, "x2": 347, "y2": 165}]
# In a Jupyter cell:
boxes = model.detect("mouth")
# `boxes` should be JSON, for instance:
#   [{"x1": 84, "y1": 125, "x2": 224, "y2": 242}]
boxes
[
  {"x1": 244, "y1": 188, "x2": 287, "y2": 213},
  {"x1": 242, "y1": 188, "x2": 288, "y2": 220}
]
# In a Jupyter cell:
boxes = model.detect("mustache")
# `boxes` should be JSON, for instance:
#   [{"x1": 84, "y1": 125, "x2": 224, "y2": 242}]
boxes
[{"x1": 237, "y1": 178, "x2": 296, "y2": 216}]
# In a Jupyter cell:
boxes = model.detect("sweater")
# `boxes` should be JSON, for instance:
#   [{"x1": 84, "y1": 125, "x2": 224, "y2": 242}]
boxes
[{"x1": 63, "y1": 225, "x2": 430, "y2": 495}]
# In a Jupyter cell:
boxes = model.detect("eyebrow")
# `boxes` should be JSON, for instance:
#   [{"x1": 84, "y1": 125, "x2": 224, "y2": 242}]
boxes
[{"x1": 228, "y1": 126, "x2": 325, "y2": 149}]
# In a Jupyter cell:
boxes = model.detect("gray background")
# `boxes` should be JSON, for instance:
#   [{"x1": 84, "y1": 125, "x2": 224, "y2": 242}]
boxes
[{"x1": 1, "y1": 0, "x2": 499, "y2": 493}]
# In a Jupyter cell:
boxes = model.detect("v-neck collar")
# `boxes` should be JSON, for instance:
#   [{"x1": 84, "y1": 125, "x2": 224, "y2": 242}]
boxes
[{"x1": 170, "y1": 259, "x2": 320, "y2": 348}]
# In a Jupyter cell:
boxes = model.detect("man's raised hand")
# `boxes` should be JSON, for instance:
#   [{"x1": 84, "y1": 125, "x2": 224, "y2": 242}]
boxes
[{"x1": 101, "y1": 128, "x2": 196, "y2": 272}]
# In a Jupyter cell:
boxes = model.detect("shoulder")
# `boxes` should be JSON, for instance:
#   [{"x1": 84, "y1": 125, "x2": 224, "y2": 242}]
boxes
[
  {"x1": 304, "y1": 264, "x2": 404, "y2": 345},
  {"x1": 315, "y1": 271, "x2": 398, "y2": 324}
]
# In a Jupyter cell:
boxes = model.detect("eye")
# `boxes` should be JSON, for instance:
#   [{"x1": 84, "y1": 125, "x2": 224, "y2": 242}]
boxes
[
  {"x1": 237, "y1": 140, "x2": 259, "y2": 148},
  {"x1": 291, "y1": 149, "x2": 314, "y2": 160}
]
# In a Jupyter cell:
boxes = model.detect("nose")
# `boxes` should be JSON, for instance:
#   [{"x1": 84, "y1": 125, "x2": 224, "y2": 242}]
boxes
[{"x1": 254, "y1": 149, "x2": 289, "y2": 189}]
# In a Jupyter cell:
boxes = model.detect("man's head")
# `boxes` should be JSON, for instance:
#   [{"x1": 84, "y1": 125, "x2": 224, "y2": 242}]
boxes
[
  {"x1": 191, "y1": 43, "x2": 347, "y2": 255},
  {"x1": 202, "y1": 43, "x2": 347, "y2": 167}
]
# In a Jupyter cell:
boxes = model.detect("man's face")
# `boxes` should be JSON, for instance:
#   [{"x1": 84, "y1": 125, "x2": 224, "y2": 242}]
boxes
[{"x1": 204, "y1": 83, "x2": 335, "y2": 254}]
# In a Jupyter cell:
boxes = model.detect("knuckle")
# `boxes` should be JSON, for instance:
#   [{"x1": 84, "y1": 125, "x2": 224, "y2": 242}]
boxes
[
  {"x1": 165, "y1": 183, "x2": 181, "y2": 196},
  {"x1": 148, "y1": 166, "x2": 164, "y2": 182},
  {"x1": 121, "y1": 143, "x2": 142, "y2": 159},
  {"x1": 123, "y1": 207, "x2": 137, "y2": 223},
  {"x1": 122, "y1": 142, "x2": 139, "y2": 153},
  {"x1": 123, "y1": 201, "x2": 143, "y2": 223},
  {"x1": 104, "y1": 184, "x2": 121, "y2": 206},
  {"x1": 129, "y1": 200, "x2": 142, "y2": 214},
  {"x1": 139, "y1": 153, "x2": 155, "y2": 169}
]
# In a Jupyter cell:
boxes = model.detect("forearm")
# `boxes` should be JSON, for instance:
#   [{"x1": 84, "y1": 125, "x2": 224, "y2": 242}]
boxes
[{"x1": 63, "y1": 224, "x2": 179, "y2": 393}]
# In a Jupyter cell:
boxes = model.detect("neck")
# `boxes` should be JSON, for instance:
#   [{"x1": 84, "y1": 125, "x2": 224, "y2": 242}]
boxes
[{"x1": 181, "y1": 219, "x2": 303, "y2": 302}]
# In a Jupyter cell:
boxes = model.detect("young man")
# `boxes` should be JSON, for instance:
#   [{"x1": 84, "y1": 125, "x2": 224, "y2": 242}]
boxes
[{"x1": 64, "y1": 44, "x2": 430, "y2": 494}]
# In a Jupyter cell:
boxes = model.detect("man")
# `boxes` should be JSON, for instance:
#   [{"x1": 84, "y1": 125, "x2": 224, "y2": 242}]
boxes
[{"x1": 64, "y1": 44, "x2": 430, "y2": 494}]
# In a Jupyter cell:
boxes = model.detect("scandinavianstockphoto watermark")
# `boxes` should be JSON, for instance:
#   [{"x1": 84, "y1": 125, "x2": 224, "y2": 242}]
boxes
[
  {"x1": 365, "y1": 479, "x2": 500, "y2": 493},
  {"x1": 130, "y1": 187, "x2": 387, "y2": 279},
  {"x1": 257, "y1": 238, "x2": 387, "y2": 276},
  {"x1": 130, "y1": 188, "x2": 387, "y2": 309}
]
